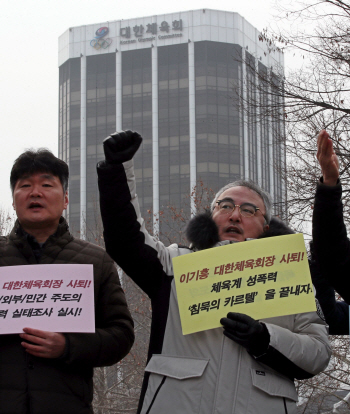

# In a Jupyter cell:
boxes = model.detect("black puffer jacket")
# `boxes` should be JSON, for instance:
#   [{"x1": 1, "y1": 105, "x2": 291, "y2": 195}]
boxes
[{"x1": 0, "y1": 218, "x2": 134, "y2": 414}]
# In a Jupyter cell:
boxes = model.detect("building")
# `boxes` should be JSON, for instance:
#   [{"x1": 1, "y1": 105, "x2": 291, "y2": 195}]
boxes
[{"x1": 58, "y1": 9, "x2": 285, "y2": 237}]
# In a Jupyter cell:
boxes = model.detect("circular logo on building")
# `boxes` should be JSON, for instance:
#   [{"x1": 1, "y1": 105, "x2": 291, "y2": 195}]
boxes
[
  {"x1": 95, "y1": 27, "x2": 109, "y2": 38},
  {"x1": 90, "y1": 27, "x2": 112, "y2": 50}
]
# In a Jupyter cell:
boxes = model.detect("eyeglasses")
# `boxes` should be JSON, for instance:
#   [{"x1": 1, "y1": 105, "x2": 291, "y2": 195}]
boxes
[{"x1": 216, "y1": 199, "x2": 267, "y2": 221}]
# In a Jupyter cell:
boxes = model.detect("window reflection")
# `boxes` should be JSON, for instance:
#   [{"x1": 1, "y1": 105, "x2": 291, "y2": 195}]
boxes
[
  {"x1": 195, "y1": 41, "x2": 241, "y2": 191},
  {"x1": 59, "y1": 58, "x2": 81, "y2": 233},
  {"x1": 122, "y1": 49, "x2": 153, "y2": 215}
]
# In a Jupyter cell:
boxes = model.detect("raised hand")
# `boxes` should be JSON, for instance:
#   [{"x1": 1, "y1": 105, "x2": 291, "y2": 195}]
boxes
[
  {"x1": 103, "y1": 130, "x2": 142, "y2": 164},
  {"x1": 317, "y1": 130, "x2": 339, "y2": 186}
]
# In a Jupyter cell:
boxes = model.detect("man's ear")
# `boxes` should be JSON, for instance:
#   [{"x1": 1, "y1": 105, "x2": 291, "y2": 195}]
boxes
[
  {"x1": 63, "y1": 192, "x2": 69, "y2": 210},
  {"x1": 263, "y1": 224, "x2": 269, "y2": 233}
]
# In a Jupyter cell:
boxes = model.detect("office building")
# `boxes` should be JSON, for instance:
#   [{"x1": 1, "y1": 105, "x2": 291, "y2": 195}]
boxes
[{"x1": 58, "y1": 9, "x2": 285, "y2": 236}]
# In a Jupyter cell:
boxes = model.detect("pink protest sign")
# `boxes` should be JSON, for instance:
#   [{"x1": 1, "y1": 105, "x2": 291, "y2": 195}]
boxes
[{"x1": 0, "y1": 264, "x2": 95, "y2": 334}]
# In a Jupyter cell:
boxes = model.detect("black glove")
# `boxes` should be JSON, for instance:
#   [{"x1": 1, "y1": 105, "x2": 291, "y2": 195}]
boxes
[
  {"x1": 220, "y1": 312, "x2": 270, "y2": 356},
  {"x1": 103, "y1": 130, "x2": 142, "y2": 164}
]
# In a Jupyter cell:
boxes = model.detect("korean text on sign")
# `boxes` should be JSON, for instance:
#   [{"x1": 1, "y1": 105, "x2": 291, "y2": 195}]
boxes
[
  {"x1": 0, "y1": 264, "x2": 95, "y2": 334},
  {"x1": 173, "y1": 234, "x2": 316, "y2": 335}
]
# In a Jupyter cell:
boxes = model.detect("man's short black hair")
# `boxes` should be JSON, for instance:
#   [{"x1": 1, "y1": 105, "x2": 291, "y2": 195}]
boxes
[{"x1": 10, "y1": 149, "x2": 69, "y2": 194}]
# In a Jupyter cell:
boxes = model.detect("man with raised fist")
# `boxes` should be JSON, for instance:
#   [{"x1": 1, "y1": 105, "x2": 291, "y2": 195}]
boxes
[{"x1": 98, "y1": 130, "x2": 330, "y2": 414}]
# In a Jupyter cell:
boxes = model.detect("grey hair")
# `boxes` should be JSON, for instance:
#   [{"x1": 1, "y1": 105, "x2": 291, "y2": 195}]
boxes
[{"x1": 210, "y1": 179, "x2": 272, "y2": 224}]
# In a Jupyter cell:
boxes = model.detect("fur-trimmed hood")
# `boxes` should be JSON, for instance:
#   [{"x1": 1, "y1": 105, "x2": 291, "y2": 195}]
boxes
[{"x1": 186, "y1": 213, "x2": 294, "y2": 251}]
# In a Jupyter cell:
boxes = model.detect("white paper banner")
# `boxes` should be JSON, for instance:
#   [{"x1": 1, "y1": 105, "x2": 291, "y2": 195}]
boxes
[{"x1": 0, "y1": 264, "x2": 95, "y2": 334}]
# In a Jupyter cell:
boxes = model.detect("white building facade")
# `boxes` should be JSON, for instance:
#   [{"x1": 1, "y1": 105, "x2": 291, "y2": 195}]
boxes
[{"x1": 58, "y1": 9, "x2": 285, "y2": 236}]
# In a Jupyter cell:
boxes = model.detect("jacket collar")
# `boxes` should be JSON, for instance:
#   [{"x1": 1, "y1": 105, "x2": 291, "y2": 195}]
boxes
[{"x1": 9, "y1": 216, "x2": 73, "y2": 253}]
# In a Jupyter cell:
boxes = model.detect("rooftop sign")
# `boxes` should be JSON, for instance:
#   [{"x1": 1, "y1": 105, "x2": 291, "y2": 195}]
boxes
[{"x1": 119, "y1": 19, "x2": 183, "y2": 45}]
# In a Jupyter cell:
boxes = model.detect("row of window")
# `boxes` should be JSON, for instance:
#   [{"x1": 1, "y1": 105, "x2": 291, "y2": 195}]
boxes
[{"x1": 59, "y1": 42, "x2": 285, "y2": 225}]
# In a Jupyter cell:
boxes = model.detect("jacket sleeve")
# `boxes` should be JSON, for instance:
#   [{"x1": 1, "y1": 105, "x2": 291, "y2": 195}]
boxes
[
  {"x1": 97, "y1": 160, "x2": 173, "y2": 298},
  {"x1": 312, "y1": 180, "x2": 350, "y2": 303},
  {"x1": 64, "y1": 254, "x2": 134, "y2": 367},
  {"x1": 309, "y1": 258, "x2": 349, "y2": 335},
  {"x1": 257, "y1": 311, "x2": 331, "y2": 380}
]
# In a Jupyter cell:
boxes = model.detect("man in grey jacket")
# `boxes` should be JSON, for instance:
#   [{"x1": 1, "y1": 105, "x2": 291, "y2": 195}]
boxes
[{"x1": 98, "y1": 130, "x2": 331, "y2": 414}]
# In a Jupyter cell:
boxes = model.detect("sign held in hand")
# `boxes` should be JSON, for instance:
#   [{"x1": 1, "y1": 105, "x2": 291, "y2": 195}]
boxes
[
  {"x1": 0, "y1": 264, "x2": 95, "y2": 334},
  {"x1": 173, "y1": 234, "x2": 315, "y2": 335}
]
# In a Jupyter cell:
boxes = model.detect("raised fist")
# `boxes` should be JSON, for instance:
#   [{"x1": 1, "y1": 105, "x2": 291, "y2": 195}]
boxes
[
  {"x1": 103, "y1": 130, "x2": 142, "y2": 164},
  {"x1": 316, "y1": 130, "x2": 339, "y2": 186}
]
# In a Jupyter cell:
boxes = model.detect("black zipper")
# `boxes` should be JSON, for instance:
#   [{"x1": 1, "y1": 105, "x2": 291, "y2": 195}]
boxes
[{"x1": 145, "y1": 376, "x2": 167, "y2": 414}]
